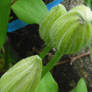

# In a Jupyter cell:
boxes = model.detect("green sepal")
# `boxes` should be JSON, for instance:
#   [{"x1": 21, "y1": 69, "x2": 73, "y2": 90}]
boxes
[
  {"x1": 0, "y1": 55, "x2": 42, "y2": 92},
  {"x1": 11, "y1": 0, "x2": 48, "y2": 24},
  {"x1": 39, "y1": 4, "x2": 67, "y2": 45}
]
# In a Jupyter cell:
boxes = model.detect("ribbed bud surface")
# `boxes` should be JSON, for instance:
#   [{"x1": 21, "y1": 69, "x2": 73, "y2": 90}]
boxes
[
  {"x1": 0, "y1": 55, "x2": 42, "y2": 92},
  {"x1": 39, "y1": 4, "x2": 92, "y2": 54},
  {"x1": 39, "y1": 4, "x2": 67, "y2": 45}
]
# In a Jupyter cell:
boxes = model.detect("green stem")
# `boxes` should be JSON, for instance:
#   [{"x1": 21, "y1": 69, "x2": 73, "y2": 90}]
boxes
[
  {"x1": 88, "y1": 0, "x2": 92, "y2": 10},
  {"x1": 88, "y1": 43, "x2": 92, "y2": 63},
  {"x1": 40, "y1": 45, "x2": 51, "y2": 59},
  {"x1": 42, "y1": 51, "x2": 63, "y2": 78}
]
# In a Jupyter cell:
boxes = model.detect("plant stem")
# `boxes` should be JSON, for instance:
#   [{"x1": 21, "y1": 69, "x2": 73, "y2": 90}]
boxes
[
  {"x1": 87, "y1": 0, "x2": 92, "y2": 10},
  {"x1": 40, "y1": 45, "x2": 51, "y2": 59},
  {"x1": 88, "y1": 44, "x2": 92, "y2": 63},
  {"x1": 42, "y1": 51, "x2": 63, "y2": 78}
]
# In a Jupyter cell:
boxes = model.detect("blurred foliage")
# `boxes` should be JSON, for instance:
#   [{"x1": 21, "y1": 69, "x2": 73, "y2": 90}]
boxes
[{"x1": 84, "y1": 0, "x2": 92, "y2": 10}]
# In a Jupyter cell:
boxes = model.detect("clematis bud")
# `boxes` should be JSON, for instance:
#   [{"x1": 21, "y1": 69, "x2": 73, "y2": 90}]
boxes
[{"x1": 0, "y1": 55, "x2": 42, "y2": 92}]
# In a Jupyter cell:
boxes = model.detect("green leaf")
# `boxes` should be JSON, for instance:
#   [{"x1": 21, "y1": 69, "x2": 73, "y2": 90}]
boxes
[
  {"x1": 0, "y1": 0, "x2": 11, "y2": 49},
  {"x1": 72, "y1": 78, "x2": 88, "y2": 92},
  {"x1": 0, "y1": 55, "x2": 42, "y2": 92},
  {"x1": 11, "y1": 0, "x2": 48, "y2": 24},
  {"x1": 36, "y1": 72, "x2": 58, "y2": 92},
  {"x1": 84, "y1": 0, "x2": 92, "y2": 10}
]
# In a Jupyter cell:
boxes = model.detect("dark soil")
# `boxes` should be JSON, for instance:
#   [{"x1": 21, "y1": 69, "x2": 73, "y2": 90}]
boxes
[{"x1": 8, "y1": 24, "x2": 43, "y2": 58}]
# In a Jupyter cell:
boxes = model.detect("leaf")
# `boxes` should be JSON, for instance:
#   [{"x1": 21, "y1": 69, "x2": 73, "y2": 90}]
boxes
[
  {"x1": 36, "y1": 72, "x2": 58, "y2": 92},
  {"x1": 72, "y1": 78, "x2": 88, "y2": 92},
  {"x1": 84, "y1": 0, "x2": 92, "y2": 10},
  {"x1": 0, "y1": 55, "x2": 42, "y2": 92},
  {"x1": 11, "y1": 0, "x2": 48, "y2": 24},
  {"x1": 0, "y1": 0, "x2": 11, "y2": 49}
]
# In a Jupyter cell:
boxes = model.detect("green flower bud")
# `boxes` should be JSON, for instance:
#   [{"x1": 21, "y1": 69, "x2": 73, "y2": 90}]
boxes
[
  {"x1": 0, "y1": 55, "x2": 42, "y2": 92},
  {"x1": 39, "y1": 4, "x2": 67, "y2": 45},
  {"x1": 39, "y1": 4, "x2": 92, "y2": 54},
  {"x1": 57, "y1": 20, "x2": 92, "y2": 54},
  {"x1": 11, "y1": 0, "x2": 48, "y2": 24},
  {"x1": 69, "y1": 5, "x2": 92, "y2": 22}
]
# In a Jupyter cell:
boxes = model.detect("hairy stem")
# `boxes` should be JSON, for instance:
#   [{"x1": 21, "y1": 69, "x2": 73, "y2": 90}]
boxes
[
  {"x1": 40, "y1": 45, "x2": 51, "y2": 59},
  {"x1": 42, "y1": 51, "x2": 63, "y2": 77}
]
